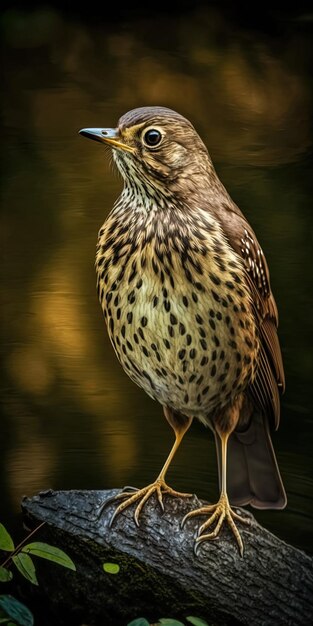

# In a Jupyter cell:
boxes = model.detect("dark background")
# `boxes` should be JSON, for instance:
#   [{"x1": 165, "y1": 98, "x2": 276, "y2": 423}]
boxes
[{"x1": 1, "y1": 0, "x2": 312, "y2": 621}]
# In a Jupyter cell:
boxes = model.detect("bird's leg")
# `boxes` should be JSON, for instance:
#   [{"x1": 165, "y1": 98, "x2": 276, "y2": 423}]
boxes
[
  {"x1": 100, "y1": 409, "x2": 193, "y2": 527},
  {"x1": 182, "y1": 406, "x2": 250, "y2": 557}
]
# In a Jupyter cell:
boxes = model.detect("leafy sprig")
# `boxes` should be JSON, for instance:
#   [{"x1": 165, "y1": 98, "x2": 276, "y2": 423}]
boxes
[{"x1": 0, "y1": 521, "x2": 76, "y2": 626}]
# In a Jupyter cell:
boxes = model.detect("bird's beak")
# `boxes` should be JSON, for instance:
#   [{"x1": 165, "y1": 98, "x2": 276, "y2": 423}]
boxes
[{"x1": 79, "y1": 127, "x2": 134, "y2": 153}]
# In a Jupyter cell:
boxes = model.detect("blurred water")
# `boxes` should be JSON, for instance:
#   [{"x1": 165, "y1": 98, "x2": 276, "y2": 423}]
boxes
[{"x1": 1, "y1": 5, "x2": 312, "y2": 556}]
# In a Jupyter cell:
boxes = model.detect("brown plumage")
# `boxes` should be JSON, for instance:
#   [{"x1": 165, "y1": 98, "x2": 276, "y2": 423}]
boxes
[{"x1": 80, "y1": 106, "x2": 286, "y2": 556}]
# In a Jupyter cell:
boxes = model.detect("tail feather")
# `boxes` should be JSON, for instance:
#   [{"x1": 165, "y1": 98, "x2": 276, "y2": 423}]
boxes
[{"x1": 215, "y1": 412, "x2": 287, "y2": 510}]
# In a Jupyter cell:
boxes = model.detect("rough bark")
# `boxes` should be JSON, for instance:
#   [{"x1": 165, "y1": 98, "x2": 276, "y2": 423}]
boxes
[{"x1": 21, "y1": 489, "x2": 313, "y2": 626}]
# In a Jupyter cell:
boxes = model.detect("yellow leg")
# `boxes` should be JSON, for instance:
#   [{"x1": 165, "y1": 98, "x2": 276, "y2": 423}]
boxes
[
  {"x1": 182, "y1": 428, "x2": 250, "y2": 557},
  {"x1": 100, "y1": 410, "x2": 193, "y2": 526}
]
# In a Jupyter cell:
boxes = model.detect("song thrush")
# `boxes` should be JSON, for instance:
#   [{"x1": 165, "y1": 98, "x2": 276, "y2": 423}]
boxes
[{"x1": 80, "y1": 106, "x2": 286, "y2": 556}]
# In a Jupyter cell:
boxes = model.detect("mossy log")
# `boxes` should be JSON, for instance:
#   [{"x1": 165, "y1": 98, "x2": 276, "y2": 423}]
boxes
[{"x1": 21, "y1": 489, "x2": 313, "y2": 626}]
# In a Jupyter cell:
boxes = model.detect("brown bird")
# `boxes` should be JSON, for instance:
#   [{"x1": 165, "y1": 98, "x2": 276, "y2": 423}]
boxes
[{"x1": 79, "y1": 107, "x2": 286, "y2": 556}]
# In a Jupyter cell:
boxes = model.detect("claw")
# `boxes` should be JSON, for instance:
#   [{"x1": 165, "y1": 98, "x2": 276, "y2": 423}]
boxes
[
  {"x1": 97, "y1": 494, "x2": 121, "y2": 518},
  {"x1": 183, "y1": 493, "x2": 249, "y2": 557},
  {"x1": 181, "y1": 503, "x2": 215, "y2": 529},
  {"x1": 99, "y1": 479, "x2": 192, "y2": 528},
  {"x1": 97, "y1": 488, "x2": 139, "y2": 518},
  {"x1": 156, "y1": 485, "x2": 165, "y2": 512},
  {"x1": 198, "y1": 507, "x2": 222, "y2": 535},
  {"x1": 121, "y1": 485, "x2": 140, "y2": 493},
  {"x1": 134, "y1": 486, "x2": 156, "y2": 525}
]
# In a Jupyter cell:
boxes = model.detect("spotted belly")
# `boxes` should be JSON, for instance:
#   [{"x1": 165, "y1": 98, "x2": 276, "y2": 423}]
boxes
[{"x1": 99, "y1": 258, "x2": 259, "y2": 422}]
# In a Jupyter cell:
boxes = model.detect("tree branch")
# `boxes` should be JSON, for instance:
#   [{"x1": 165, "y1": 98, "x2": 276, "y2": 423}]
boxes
[{"x1": 21, "y1": 489, "x2": 313, "y2": 626}]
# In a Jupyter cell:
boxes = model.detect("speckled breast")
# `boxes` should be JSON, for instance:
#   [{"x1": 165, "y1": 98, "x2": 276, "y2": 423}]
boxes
[{"x1": 96, "y1": 202, "x2": 259, "y2": 423}]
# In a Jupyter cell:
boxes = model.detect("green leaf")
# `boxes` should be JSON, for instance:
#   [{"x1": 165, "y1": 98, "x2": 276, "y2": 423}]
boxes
[
  {"x1": 0, "y1": 596, "x2": 34, "y2": 626},
  {"x1": 126, "y1": 620, "x2": 150, "y2": 626},
  {"x1": 186, "y1": 618, "x2": 210, "y2": 626},
  {"x1": 159, "y1": 620, "x2": 185, "y2": 626},
  {"x1": 102, "y1": 562, "x2": 120, "y2": 575},
  {"x1": 0, "y1": 526, "x2": 14, "y2": 553},
  {"x1": 12, "y1": 555, "x2": 38, "y2": 586},
  {"x1": 0, "y1": 618, "x2": 11, "y2": 623},
  {"x1": 21, "y1": 543, "x2": 75, "y2": 571},
  {"x1": 0, "y1": 568, "x2": 13, "y2": 583}
]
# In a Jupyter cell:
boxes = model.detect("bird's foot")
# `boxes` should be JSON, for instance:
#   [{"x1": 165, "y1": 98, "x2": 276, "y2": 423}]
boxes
[
  {"x1": 99, "y1": 480, "x2": 193, "y2": 527},
  {"x1": 181, "y1": 492, "x2": 250, "y2": 557}
]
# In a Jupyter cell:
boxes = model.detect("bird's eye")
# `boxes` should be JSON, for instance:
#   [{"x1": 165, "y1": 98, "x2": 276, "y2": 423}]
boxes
[{"x1": 143, "y1": 128, "x2": 162, "y2": 147}]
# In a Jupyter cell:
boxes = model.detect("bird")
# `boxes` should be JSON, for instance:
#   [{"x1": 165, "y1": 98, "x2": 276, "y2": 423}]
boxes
[{"x1": 79, "y1": 106, "x2": 286, "y2": 556}]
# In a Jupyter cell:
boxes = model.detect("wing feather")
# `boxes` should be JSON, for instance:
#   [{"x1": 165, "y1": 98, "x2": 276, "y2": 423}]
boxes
[{"x1": 211, "y1": 200, "x2": 285, "y2": 428}]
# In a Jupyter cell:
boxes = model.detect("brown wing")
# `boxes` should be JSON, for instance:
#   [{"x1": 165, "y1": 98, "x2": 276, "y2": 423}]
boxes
[{"x1": 213, "y1": 200, "x2": 285, "y2": 429}]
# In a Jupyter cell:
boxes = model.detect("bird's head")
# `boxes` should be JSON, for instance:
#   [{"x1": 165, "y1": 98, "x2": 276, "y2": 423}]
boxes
[{"x1": 79, "y1": 106, "x2": 212, "y2": 195}]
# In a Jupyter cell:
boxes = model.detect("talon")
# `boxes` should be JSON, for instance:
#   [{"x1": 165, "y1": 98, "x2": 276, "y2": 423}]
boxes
[
  {"x1": 109, "y1": 508, "x2": 120, "y2": 528},
  {"x1": 185, "y1": 493, "x2": 247, "y2": 556},
  {"x1": 97, "y1": 493, "x2": 124, "y2": 517},
  {"x1": 156, "y1": 487, "x2": 165, "y2": 512},
  {"x1": 181, "y1": 503, "x2": 215, "y2": 529},
  {"x1": 198, "y1": 507, "x2": 223, "y2": 535},
  {"x1": 98, "y1": 487, "x2": 141, "y2": 518},
  {"x1": 181, "y1": 512, "x2": 190, "y2": 529},
  {"x1": 102, "y1": 478, "x2": 192, "y2": 527},
  {"x1": 134, "y1": 508, "x2": 141, "y2": 527},
  {"x1": 97, "y1": 498, "x2": 114, "y2": 517},
  {"x1": 134, "y1": 487, "x2": 154, "y2": 524}
]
